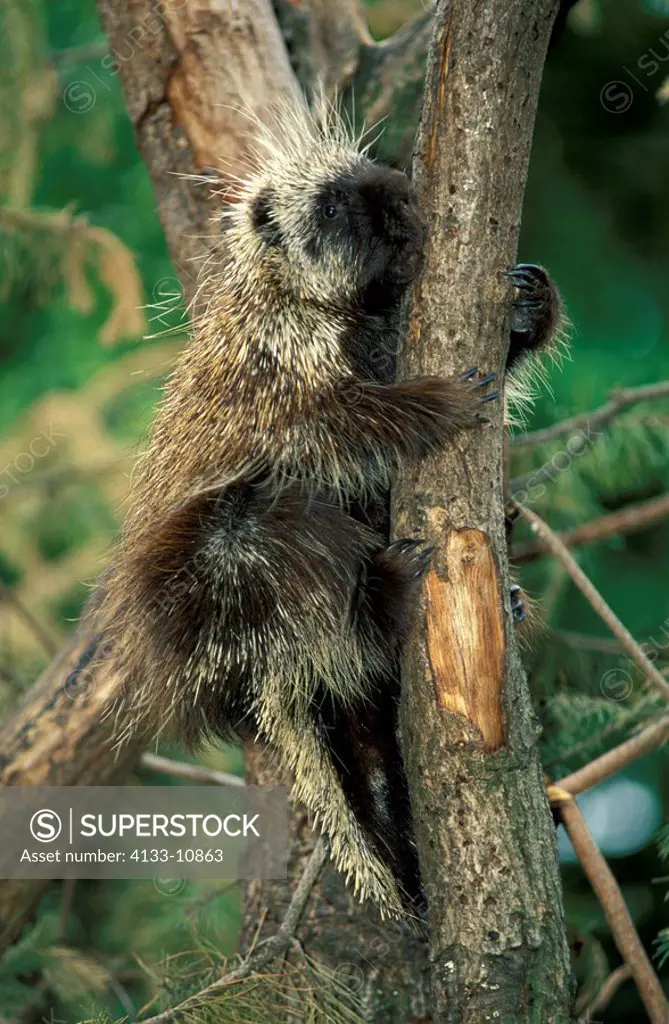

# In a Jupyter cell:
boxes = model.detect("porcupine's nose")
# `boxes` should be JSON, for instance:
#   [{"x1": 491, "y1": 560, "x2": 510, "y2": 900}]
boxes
[
  {"x1": 356, "y1": 165, "x2": 427, "y2": 288},
  {"x1": 378, "y1": 170, "x2": 427, "y2": 278},
  {"x1": 363, "y1": 166, "x2": 425, "y2": 238}
]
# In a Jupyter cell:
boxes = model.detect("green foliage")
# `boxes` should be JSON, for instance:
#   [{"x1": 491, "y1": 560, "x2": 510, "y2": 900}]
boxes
[
  {"x1": 115, "y1": 953, "x2": 367, "y2": 1024},
  {"x1": 656, "y1": 825, "x2": 669, "y2": 968},
  {"x1": 0, "y1": 899, "x2": 109, "y2": 1019}
]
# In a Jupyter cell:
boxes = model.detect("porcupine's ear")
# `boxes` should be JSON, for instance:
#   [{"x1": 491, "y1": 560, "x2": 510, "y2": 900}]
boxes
[{"x1": 251, "y1": 188, "x2": 282, "y2": 247}]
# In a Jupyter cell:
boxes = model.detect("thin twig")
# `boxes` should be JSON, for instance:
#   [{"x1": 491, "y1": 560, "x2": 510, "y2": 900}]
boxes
[
  {"x1": 578, "y1": 963, "x2": 633, "y2": 1023},
  {"x1": 514, "y1": 502, "x2": 669, "y2": 704},
  {"x1": 554, "y1": 793, "x2": 668, "y2": 1024},
  {"x1": 138, "y1": 839, "x2": 328, "y2": 1023},
  {"x1": 557, "y1": 716, "x2": 669, "y2": 796},
  {"x1": 553, "y1": 630, "x2": 625, "y2": 655},
  {"x1": 514, "y1": 493, "x2": 669, "y2": 564},
  {"x1": 140, "y1": 752, "x2": 244, "y2": 788},
  {"x1": 0, "y1": 580, "x2": 58, "y2": 656},
  {"x1": 512, "y1": 380, "x2": 669, "y2": 447}
]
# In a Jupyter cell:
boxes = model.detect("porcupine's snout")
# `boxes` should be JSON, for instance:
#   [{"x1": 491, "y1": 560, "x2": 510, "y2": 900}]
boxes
[{"x1": 357, "y1": 166, "x2": 427, "y2": 295}]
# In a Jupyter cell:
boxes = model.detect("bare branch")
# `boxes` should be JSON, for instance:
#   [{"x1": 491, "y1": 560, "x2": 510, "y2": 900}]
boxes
[
  {"x1": 554, "y1": 794, "x2": 668, "y2": 1024},
  {"x1": 556, "y1": 716, "x2": 669, "y2": 796},
  {"x1": 138, "y1": 838, "x2": 328, "y2": 1024},
  {"x1": 306, "y1": 0, "x2": 372, "y2": 91},
  {"x1": 578, "y1": 963, "x2": 633, "y2": 1024},
  {"x1": 554, "y1": 630, "x2": 626, "y2": 655},
  {"x1": 140, "y1": 752, "x2": 244, "y2": 788},
  {"x1": 513, "y1": 380, "x2": 669, "y2": 448},
  {"x1": 513, "y1": 492, "x2": 669, "y2": 564},
  {"x1": 515, "y1": 502, "x2": 669, "y2": 704}
]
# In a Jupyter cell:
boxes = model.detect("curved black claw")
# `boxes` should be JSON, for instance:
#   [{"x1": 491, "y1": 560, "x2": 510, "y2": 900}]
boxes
[
  {"x1": 458, "y1": 369, "x2": 500, "y2": 417},
  {"x1": 510, "y1": 583, "x2": 526, "y2": 624},
  {"x1": 504, "y1": 263, "x2": 550, "y2": 289},
  {"x1": 505, "y1": 263, "x2": 560, "y2": 365},
  {"x1": 386, "y1": 538, "x2": 434, "y2": 579}
]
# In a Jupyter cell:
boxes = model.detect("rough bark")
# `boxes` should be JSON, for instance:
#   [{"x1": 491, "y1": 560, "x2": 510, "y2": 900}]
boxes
[{"x1": 392, "y1": 2, "x2": 572, "y2": 1021}]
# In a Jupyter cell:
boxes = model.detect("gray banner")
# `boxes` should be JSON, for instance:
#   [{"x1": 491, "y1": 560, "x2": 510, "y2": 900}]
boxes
[{"x1": 0, "y1": 786, "x2": 288, "y2": 880}]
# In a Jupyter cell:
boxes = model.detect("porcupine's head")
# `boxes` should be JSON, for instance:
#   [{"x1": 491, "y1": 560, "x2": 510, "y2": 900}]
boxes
[{"x1": 225, "y1": 96, "x2": 427, "y2": 314}]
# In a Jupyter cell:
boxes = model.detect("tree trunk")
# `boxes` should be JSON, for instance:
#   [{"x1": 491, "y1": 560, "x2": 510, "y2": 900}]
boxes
[
  {"x1": 0, "y1": 2, "x2": 574, "y2": 1020},
  {"x1": 393, "y1": 1, "x2": 572, "y2": 1021}
]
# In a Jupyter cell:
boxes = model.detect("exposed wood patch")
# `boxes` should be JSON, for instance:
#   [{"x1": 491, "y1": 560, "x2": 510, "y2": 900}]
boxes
[{"x1": 425, "y1": 528, "x2": 505, "y2": 750}]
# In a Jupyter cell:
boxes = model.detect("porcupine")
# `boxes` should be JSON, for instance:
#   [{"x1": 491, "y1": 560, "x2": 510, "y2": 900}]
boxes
[{"x1": 94, "y1": 97, "x2": 564, "y2": 918}]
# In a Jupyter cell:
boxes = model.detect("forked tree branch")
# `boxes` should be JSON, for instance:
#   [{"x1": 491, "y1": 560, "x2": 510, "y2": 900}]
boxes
[
  {"x1": 513, "y1": 380, "x2": 669, "y2": 448},
  {"x1": 557, "y1": 715, "x2": 669, "y2": 796},
  {"x1": 513, "y1": 492, "x2": 669, "y2": 564}
]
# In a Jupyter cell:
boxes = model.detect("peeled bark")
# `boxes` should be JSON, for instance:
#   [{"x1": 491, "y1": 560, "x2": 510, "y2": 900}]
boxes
[{"x1": 393, "y1": 1, "x2": 572, "y2": 1020}]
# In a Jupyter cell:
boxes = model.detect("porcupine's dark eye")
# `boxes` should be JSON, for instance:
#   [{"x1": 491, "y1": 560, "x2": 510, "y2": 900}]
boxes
[{"x1": 322, "y1": 201, "x2": 340, "y2": 220}]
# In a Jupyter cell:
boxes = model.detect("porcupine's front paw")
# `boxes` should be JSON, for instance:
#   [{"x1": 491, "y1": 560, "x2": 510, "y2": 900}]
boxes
[
  {"x1": 509, "y1": 583, "x2": 526, "y2": 624},
  {"x1": 457, "y1": 366, "x2": 500, "y2": 424},
  {"x1": 505, "y1": 263, "x2": 561, "y2": 362}
]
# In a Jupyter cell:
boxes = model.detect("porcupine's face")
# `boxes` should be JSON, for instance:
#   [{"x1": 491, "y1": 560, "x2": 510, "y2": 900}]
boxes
[{"x1": 248, "y1": 151, "x2": 427, "y2": 312}]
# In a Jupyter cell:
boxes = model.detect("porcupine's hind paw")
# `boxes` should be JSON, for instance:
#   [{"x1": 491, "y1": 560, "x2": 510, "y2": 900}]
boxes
[
  {"x1": 355, "y1": 539, "x2": 433, "y2": 645},
  {"x1": 382, "y1": 538, "x2": 434, "y2": 580},
  {"x1": 505, "y1": 264, "x2": 561, "y2": 364}
]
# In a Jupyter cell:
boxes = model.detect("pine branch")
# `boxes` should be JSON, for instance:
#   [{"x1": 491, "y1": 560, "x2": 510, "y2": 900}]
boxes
[
  {"x1": 513, "y1": 492, "x2": 669, "y2": 564},
  {"x1": 513, "y1": 380, "x2": 669, "y2": 448},
  {"x1": 514, "y1": 501, "x2": 669, "y2": 704},
  {"x1": 553, "y1": 793, "x2": 668, "y2": 1023},
  {"x1": 556, "y1": 716, "x2": 669, "y2": 796},
  {"x1": 137, "y1": 839, "x2": 328, "y2": 1024}
]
